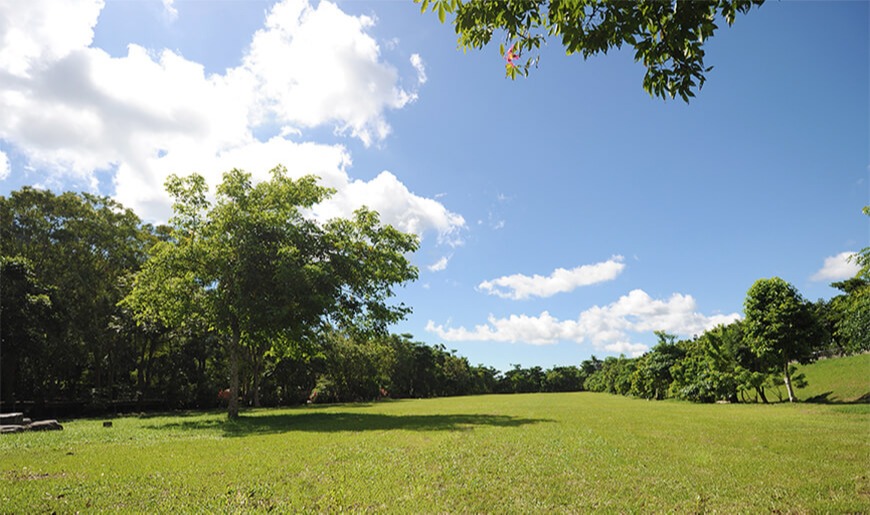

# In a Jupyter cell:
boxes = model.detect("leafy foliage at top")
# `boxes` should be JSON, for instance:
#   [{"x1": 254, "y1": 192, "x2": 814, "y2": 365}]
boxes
[{"x1": 419, "y1": 0, "x2": 764, "y2": 101}]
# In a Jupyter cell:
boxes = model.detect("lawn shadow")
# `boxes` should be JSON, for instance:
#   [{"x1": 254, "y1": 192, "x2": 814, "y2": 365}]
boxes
[
  {"x1": 132, "y1": 409, "x2": 227, "y2": 420},
  {"x1": 145, "y1": 411, "x2": 552, "y2": 437},
  {"x1": 130, "y1": 402, "x2": 375, "y2": 420},
  {"x1": 803, "y1": 391, "x2": 870, "y2": 404}
]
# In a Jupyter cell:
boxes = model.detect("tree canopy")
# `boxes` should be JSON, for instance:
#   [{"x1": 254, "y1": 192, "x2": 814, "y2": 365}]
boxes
[
  {"x1": 419, "y1": 0, "x2": 764, "y2": 101},
  {"x1": 0, "y1": 188, "x2": 154, "y2": 407},
  {"x1": 1, "y1": 183, "x2": 865, "y2": 413},
  {"x1": 122, "y1": 166, "x2": 419, "y2": 418},
  {"x1": 743, "y1": 277, "x2": 821, "y2": 402}
]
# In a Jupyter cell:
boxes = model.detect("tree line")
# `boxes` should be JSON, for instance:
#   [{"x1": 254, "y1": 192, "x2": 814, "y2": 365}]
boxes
[
  {"x1": 1, "y1": 173, "x2": 867, "y2": 417},
  {"x1": 584, "y1": 269, "x2": 869, "y2": 403}
]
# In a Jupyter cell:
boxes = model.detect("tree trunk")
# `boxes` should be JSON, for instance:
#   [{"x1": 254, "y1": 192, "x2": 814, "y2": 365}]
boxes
[
  {"x1": 253, "y1": 354, "x2": 262, "y2": 408},
  {"x1": 783, "y1": 363, "x2": 796, "y2": 403},
  {"x1": 227, "y1": 320, "x2": 241, "y2": 419},
  {"x1": 137, "y1": 333, "x2": 153, "y2": 409},
  {"x1": 756, "y1": 386, "x2": 769, "y2": 404},
  {"x1": 108, "y1": 349, "x2": 115, "y2": 402}
]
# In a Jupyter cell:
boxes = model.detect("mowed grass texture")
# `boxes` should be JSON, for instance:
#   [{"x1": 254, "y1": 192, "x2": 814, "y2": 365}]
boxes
[
  {"x1": 2, "y1": 392, "x2": 868, "y2": 513},
  {"x1": 797, "y1": 352, "x2": 870, "y2": 404}
]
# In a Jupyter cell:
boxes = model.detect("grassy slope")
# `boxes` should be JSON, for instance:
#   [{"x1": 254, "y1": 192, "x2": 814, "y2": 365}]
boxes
[
  {"x1": 1, "y1": 391, "x2": 868, "y2": 512},
  {"x1": 794, "y1": 352, "x2": 870, "y2": 403}
]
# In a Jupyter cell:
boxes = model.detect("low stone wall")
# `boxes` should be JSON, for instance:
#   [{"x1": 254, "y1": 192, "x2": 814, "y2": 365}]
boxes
[{"x1": 0, "y1": 413, "x2": 63, "y2": 434}]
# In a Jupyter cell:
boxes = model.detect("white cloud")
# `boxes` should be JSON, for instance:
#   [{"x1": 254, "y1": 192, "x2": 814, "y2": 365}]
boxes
[
  {"x1": 426, "y1": 288, "x2": 740, "y2": 356},
  {"x1": 428, "y1": 256, "x2": 450, "y2": 272},
  {"x1": 811, "y1": 251, "x2": 859, "y2": 282},
  {"x1": 410, "y1": 54, "x2": 427, "y2": 84},
  {"x1": 162, "y1": 0, "x2": 178, "y2": 22},
  {"x1": 427, "y1": 311, "x2": 571, "y2": 346},
  {"x1": 0, "y1": 0, "x2": 463, "y2": 243},
  {"x1": 316, "y1": 171, "x2": 466, "y2": 245},
  {"x1": 478, "y1": 256, "x2": 626, "y2": 300},
  {"x1": 0, "y1": 150, "x2": 9, "y2": 180},
  {"x1": 0, "y1": 0, "x2": 103, "y2": 77},
  {"x1": 243, "y1": 0, "x2": 419, "y2": 146}
]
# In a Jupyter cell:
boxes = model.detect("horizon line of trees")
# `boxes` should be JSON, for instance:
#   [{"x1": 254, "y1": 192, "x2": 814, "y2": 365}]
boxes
[{"x1": 1, "y1": 181, "x2": 867, "y2": 417}]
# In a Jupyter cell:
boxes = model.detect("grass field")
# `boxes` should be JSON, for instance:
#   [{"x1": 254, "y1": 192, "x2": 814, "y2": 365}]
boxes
[
  {"x1": 1, "y1": 355, "x2": 868, "y2": 512},
  {"x1": 796, "y1": 352, "x2": 870, "y2": 404}
]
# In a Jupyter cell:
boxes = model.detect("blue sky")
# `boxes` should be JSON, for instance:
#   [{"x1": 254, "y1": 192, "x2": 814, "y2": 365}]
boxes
[{"x1": 1, "y1": 0, "x2": 867, "y2": 372}]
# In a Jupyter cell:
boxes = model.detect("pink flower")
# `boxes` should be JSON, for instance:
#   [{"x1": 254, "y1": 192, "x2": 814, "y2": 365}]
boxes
[{"x1": 505, "y1": 44, "x2": 519, "y2": 66}]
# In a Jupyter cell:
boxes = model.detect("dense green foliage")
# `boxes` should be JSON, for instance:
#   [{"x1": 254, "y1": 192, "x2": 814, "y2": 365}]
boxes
[
  {"x1": 583, "y1": 270, "x2": 867, "y2": 404},
  {"x1": 744, "y1": 277, "x2": 821, "y2": 402},
  {"x1": 1, "y1": 391, "x2": 867, "y2": 512},
  {"x1": 419, "y1": 0, "x2": 764, "y2": 101},
  {"x1": 827, "y1": 243, "x2": 870, "y2": 355},
  {"x1": 0, "y1": 189, "x2": 156, "y2": 409},
  {"x1": 1, "y1": 186, "x2": 866, "y2": 415},
  {"x1": 121, "y1": 167, "x2": 419, "y2": 418}
]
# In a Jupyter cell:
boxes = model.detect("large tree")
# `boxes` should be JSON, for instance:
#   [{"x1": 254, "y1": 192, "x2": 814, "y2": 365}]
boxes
[
  {"x1": 420, "y1": 0, "x2": 763, "y2": 101},
  {"x1": 0, "y1": 188, "x2": 152, "y2": 404},
  {"x1": 828, "y1": 208, "x2": 870, "y2": 355},
  {"x1": 743, "y1": 277, "x2": 821, "y2": 402},
  {"x1": 123, "y1": 166, "x2": 418, "y2": 418},
  {"x1": 829, "y1": 276, "x2": 870, "y2": 356},
  {"x1": 0, "y1": 256, "x2": 53, "y2": 409}
]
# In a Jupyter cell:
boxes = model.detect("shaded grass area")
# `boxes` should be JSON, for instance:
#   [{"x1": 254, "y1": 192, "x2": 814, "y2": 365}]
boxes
[
  {"x1": 149, "y1": 410, "x2": 551, "y2": 437},
  {"x1": 1, "y1": 394, "x2": 868, "y2": 512}
]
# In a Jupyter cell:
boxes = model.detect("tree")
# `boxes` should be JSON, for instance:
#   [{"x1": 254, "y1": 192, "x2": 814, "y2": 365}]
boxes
[
  {"x1": 0, "y1": 256, "x2": 53, "y2": 409},
  {"x1": 669, "y1": 322, "x2": 747, "y2": 403},
  {"x1": 500, "y1": 364, "x2": 545, "y2": 393},
  {"x1": 0, "y1": 188, "x2": 152, "y2": 405},
  {"x1": 579, "y1": 355, "x2": 603, "y2": 379},
  {"x1": 584, "y1": 355, "x2": 635, "y2": 395},
  {"x1": 312, "y1": 329, "x2": 395, "y2": 403},
  {"x1": 543, "y1": 365, "x2": 583, "y2": 392},
  {"x1": 743, "y1": 277, "x2": 821, "y2": 402},
  {"x1": 419, "y1": 0, "x2": 764, "y2": 101},
  {"x1": 630, "y1": 331, "x2": 684, "y2": 400},
  {"x1": 829, "y1": 276, "x2": 870, "y2": 355},
  {"x1": 827, "y1": 208, "x2": 870, "y2": 355},
  {"x1": 123, "y1": 167, "x2": 418, "y2": 418}
]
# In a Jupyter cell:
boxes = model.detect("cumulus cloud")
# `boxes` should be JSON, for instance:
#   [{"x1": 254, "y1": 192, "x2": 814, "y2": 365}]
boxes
[
  {"x1": 316, "y1": 171, "x2": 465, "y2": 245},
  {"x1": 0, "y1": 0, "x2": 103, "y2": 77},
  {"x1": 811, "y1": 252, "x2": 859, "y2": 282},
  {"x1": 0, "y1": 150, "x2": 9, "y2": 180},
  {"x1": 0, "y1": 0, "x2": 463, "y2": 242},
  {"x1": 243, "y1": 0, "x2": 418, "y2": 146},
  {"x1": 426, "y1": 289, "x2": 740, "y2": 356},
  {"x1": 427, "y1": 256, "x2": 450, "y2": 272},
  {"x1": 478, "y1": 256, "x2": 626, "y2": 300}
]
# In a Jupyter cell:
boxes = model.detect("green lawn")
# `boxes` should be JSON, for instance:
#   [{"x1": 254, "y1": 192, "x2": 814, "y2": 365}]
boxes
[
  {"x1": 795, "y1": 353, "x2": 870, "y2": 404},
  {"x1": 2, "y1": 391, "x2": 868, "y2": 512}
]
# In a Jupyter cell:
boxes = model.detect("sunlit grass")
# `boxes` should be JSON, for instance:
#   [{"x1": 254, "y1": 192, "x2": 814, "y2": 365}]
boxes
[
  {"x1": 1, "y1": 391, "x2": 868, "y2": 512},
  {"x1": 796, "y1": 352, "x2": 870, "y2": 404}
]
